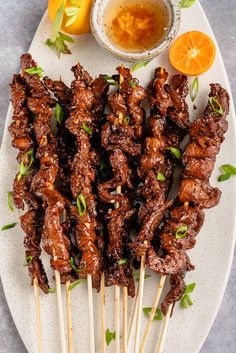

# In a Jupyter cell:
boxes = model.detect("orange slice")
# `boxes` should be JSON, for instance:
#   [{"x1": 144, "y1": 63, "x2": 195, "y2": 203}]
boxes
[{"x1": 169, "y1": 31, "x2": 216, "y2": 76}]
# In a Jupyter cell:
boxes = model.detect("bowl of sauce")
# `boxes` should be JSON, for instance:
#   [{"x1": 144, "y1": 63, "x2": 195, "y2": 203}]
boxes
[{"x1": 90, "y1": 0, "x2": 181, "y2": 61}]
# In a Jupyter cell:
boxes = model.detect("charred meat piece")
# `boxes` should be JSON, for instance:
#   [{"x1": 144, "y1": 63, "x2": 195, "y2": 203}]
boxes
[{"x1": 21, "y1": 209, "x2": 50, "y2": 293}]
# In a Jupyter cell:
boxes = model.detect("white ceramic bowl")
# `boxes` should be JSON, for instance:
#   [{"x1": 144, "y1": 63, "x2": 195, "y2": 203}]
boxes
[{"x1": 90, "y1": 0, "x2": 181, "y2": 62}]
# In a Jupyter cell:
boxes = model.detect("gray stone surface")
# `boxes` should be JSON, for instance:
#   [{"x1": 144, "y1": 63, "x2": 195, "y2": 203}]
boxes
[{"x1": 0, "y1": 0, "x2": 235, "y2": 352}]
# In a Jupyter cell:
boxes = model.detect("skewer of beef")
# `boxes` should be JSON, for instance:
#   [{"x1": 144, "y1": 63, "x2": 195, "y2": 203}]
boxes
[
  {"x1": 21, "y1": 53, "x2": 74, "y2": 353},
  {"x1": 130, "y1": 67, "x2": 191, "y2": 353},
  {"x1": 65, "y1": 62, "x2": 108, "y2": 353},
  {"x1": 42, "y1": 76, "x2": 76, "y2": 353},
  {"x1": 144, "y1": 83, "x2": 230, "y2": 353},
  {"x1": 8, "y1": 62, "x2": 50, "y2": 353},
  {"x1": 98, "y1": 65, "x2": 147, "y2": 353}
]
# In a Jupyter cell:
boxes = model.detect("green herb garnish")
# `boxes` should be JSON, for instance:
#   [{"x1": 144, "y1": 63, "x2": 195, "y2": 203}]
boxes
[
  {"x1": 55, "y1": 103, "x2": 65, "y2": 125},
  {"x1": 70, "y1": 257, "x2": 79, "y2": 272},
  {"x1": 179, "y1": 0, "x2": 196, "y2": 8},
  {"x1": 129, "y1": 80, "x2": 137, "y2": 88},
  {"x1": 106, "y1": 329, "x2": 116, "y2": 346},
  {"x1": 1, "y1": 222, "x2": 17, "y2": 231},
  {"x1": 46, "y1": 32, "x2": 74, "y2": 58},
  {"x1": 208, "y1": 97, "x2": 224, "y2": 116},
  {"x1": 190, "y1": 77, "x2": 199, "y2": 102},
  {"x1": 156, "y1": 172, "x2": 166, "y2": 182},
  {"x1": 82, "y1": 123, "x2": 93, "y2": 135},
  {"x1": 69, "y1": 279, "x2": 84, "y2": 291},
  {"x1": 180, "y1": 283, "x2": 196, "y2": 308},
  {"x1": 23, "y1": 256, "x2": 33, "y2": 267},
  {"x1": 65, "y1": 6, "x2": 80, "y2": 27},
  {"x1": 131, "y1": 61, "x2": 150, "y2": 73},
  {"x1": 7, "y1": 191, "x2": 14, "y2": 212},
  {"x1": 103, "y1": 75, "x2": 118, "y2": 86},
  {"x1": 48, "y1": 288, "x2": 56, "y2": 294},
  {"x1": 176, "y1": 225, "x2": 188, "y2": 239},
  {"x1": 123, "y1": 116, "x2": 130, "y2": 125},
  {"x1": 118, "y1": 258, "x2": 127, "y2": 266},
  {"x1": 218, "y1": 164, "x2": 236, "y2": 182},
  {"x1": 76, "y1": 193, "x2": 87, "y2": 216},
  {"x1": 170, "y1": 147, "x2": 182, "y2": 160},
  {"x1": 17, "y1": 149, "x2": 34, "y2": 181},
  {"x1": 143, "y1": 307, "x2": 163, "y2": 321},
  {"x1": 25, "y1": 66, "x2": 44, "y2": 78}
]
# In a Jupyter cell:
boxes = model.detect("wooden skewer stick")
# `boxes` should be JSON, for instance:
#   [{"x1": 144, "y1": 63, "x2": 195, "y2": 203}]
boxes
[
  {"x1": 115, "y1": 184, "x2": 122, "y2": 353},
  {"x1": 156, "y1": 304, "x2": 173, "y2": 353},
  {"x1": 55, "y1": 269, "x2": 67, "y2": 353},
  {"x1": 138, "y1": 276, "x2": 166, "y2": 353},
  {"x1": 66, "y1": 281, "x2": 73, "y2": 353},
  {"x1": 127, "y1": 283, "x2": 139, "y2": 347},
  {"x1": 33, "y1": 277, "x2": 43, "y2": 353},
  {"x1": 134, "y1": 241, "x2": 147, "y2": 353},
  {"x1": 87, "y1": 274, "x2": 96, "y2": 353},
  {"x1": 122, "y1": 287, "x2": 128, "y2": 353},
  {"x1": 101, "y1": 272, "x2": 106, "y2": 353}
]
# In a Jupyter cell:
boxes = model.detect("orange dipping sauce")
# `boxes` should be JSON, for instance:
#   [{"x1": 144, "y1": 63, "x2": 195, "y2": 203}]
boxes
[{"x1": 103, "y1": 0, "x2": 170, "y2": 53}]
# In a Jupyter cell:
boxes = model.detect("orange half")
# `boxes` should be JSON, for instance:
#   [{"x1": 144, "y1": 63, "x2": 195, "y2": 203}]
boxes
[{"x1": 169, "y1": 31, "x2": 216, "y2": 76}]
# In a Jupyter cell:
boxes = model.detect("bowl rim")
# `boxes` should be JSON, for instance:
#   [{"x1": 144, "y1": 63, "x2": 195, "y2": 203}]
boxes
[{"x1": 90, "y1": 0, "x2": 181, "y2": 62}]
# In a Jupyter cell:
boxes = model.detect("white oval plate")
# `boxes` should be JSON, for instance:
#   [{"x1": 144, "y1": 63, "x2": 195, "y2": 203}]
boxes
[{"x1": 0, "y1": 2, "x2": 236, "y2": 353}]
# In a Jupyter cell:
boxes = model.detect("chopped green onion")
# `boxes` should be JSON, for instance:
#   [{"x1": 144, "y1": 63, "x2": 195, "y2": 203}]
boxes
[
  {"x1": 190, "y1": 77, "x2": 199, "y2": 102},
  {"x1": 1, "y1": 222, "x2": 17, "y2": 231},
  {"x1": 70, "y1": 257, "x2": 79, "y2": 272},
  {"x1": 129, "y1": 80, "x2": 137, "y2": 88},
  {"x1": 47, "y1": 288, "x2": 56, "y2": 294},
  {"x1": 208, "y1": 97, "x2": 224, "y2": 116},
  {"x1": 218, "y1": 164, "x2": 236, "y2": 182},
  {"x1": 143, "y1": 307, "x2": 163, "y2": 321},
  {"x1": 23, "y1": 256, "x2": 33, "y2": 267},
  {"x1": 118, "y1": 258, "x2": 127, "y2": 266},
  {"x1": 17, "y1": 149, "x2": 34, "y2": 181},
  {"x1": 7, "y1": 191, "x2": 14, "y2": 212},
  {"x1": 156, "y1": 172, "x2": 166, "y2": 182},
  {"x1": 82, "y1": 123, "x2": 93, "y2": 135},
  {"x1": 170, "y1": 147, "x2": 182, "y2": 160},
  {"x1": 123, "y1": 116, "x2": 130, "y2": 125},
  {"x1": 180, "y1": 282, "x2": 196, "y2": 308},
  {"x1": 55, "y1": 103, "x2": 65, "y2": 125},
  {"x1": 179, "y1": 0, "x2": 196, "y2": 8},
  {"x1": 69, "y1": 279, "x2": 84, "y2": 291},
  {"x1": 131, "y1": 61, "x2": 150, "y2": 73},
  {"x1": 51, "y1": 2, "x2": 65, "y2": 42},
  {"x1": 25, "y1": 66, "x2": 44, "y2": 78},
  {"x1": 218, "y1": 174, "x2": 231, "y2": 182},
  {"x1": 176, "y1": 225, "x2": 188, "y2": 239},
  {"x1": 103, "y1": 75, "x2": 118, "y2": 86},
  {"x1": 76, "y1": 193, "x2": 87, "y2": 216},
  {"x1": 106, "y1": 329, "x2": 116, "y2": 346}
]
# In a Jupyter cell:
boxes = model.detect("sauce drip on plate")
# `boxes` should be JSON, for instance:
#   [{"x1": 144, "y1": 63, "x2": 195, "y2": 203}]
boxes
[{"x1": 103, "y1": 0, "x2": 170, "y2": 53}]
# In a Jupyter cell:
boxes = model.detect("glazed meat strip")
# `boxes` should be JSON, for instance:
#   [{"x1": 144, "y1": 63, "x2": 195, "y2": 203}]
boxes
[
  {"x1": 131, "y1": 68, "x2": 189, "y2": 255},
  {"x1": 9, "y1": 74, "x2": 38, "y2": 210},
  {"x1": 66, "y1": 63, "x2": 108, "y2": 290},
  {"x1": 98, "y1": 66, "x2": 147, "y2": 297},
  {"x1": 43, "y1": 77, "x2": 76, "y2": 195},
  {"x1": 9, "y1": 57, "x2": 50, "y2": 292},
  {"x1": 146, "y1": 84, "x2": 230, "y2": 314},
  {"x1": 21, "y1": 54, "x2": 72, "y2": 275},
  {"x1": 21, "y1": 209, "x2": 50, "y2": 293}
]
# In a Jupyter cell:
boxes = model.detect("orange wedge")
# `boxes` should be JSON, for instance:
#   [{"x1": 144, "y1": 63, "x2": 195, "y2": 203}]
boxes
[{"x1": 169, "y1": 31, "x2": 216, "y2": 76}]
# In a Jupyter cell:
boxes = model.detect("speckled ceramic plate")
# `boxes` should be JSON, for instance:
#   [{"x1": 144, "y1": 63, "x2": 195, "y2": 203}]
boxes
[{"x1": 0, "y1": 2, "x2": 236, "y2": 353}]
